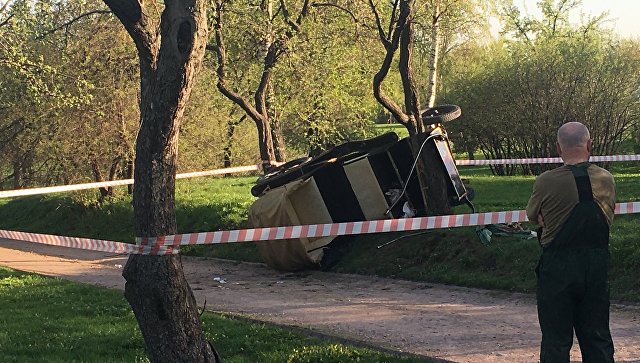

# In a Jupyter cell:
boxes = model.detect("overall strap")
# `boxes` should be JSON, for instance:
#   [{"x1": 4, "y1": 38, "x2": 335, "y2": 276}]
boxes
[
  {"x1": 546, "y1": 162, "x2": 609, "y2": 250},
  {"x1": 570, "y1": 163, "x2": 593, "y2": 202}
]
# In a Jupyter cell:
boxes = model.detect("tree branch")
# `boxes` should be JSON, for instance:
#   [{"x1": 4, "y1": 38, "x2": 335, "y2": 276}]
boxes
[
  {"x1": 295, "y1": 0, "x2": 310, "y2": 26},
  {"x1": 0, "y1": 0, "x2": 10, "y2": 16},
  {"x1": 387, "y1": 0, "x2": 399, "y2": 42},
  {"x1": 211, "y1": 0, "x2": 263, "y2": 122},
  {"x1": 280, "y1": 0, "x2": 310, "y2": 37},
  {"x1": 102, "y1": 0, "x2": 159, "y2": 73},
  {"x1": 0, "y1": 13, "x2": 12, "y2": 28},
  {"x1": 372, "y1": 0, "x2": 410, "y2": 127},
  {"x1": 280, "y1": 0, "x2": 299, "y2": 32},
  {"x1": 367, "y1": 0, "x2": 389, "y2": 48},
  {"x1": 311, "y1": 3, "x2": 358, "y2": 23},
  {"x1": 36, "y1": 10, "x2": 112, "y2": 40}
]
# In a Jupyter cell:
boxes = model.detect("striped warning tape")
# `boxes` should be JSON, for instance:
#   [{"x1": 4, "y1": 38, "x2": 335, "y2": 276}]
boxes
[
  {"x1": 455, "y1": 154, "x2": 640, "y2": 166},
  {"x1": 0, "y1": 165, "x2": 260, "y2": 199},
  {"x1": 0, "y1": 229, "x2": 176, "y2": 255},
  {"x1": 1, "y1": 155, "x2": 638, "y2": 199},
  {"x1": 2, "y1": 202, "x2": 638, "y2": 256}
]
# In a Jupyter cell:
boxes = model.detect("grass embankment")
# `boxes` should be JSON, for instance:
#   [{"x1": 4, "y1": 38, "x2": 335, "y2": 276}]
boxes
[
  {"x1": 0, "y1": 267, "x2": 429, "y2": 363},
  {"x1": 1, "y1": 165, "x2": 639, "y2": 300},
  {"x1": 332, "y1": 165, "x2": 640, "y2": 301}
]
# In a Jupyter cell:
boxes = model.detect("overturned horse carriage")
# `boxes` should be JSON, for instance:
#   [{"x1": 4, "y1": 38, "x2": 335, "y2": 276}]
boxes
[{"x1": 249, "y1": 105, "x2": 475, "y2": 271}]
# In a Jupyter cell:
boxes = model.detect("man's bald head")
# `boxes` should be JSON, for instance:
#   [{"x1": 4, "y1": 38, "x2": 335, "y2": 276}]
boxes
[
  {"x1": 557, "y1": 122, "x2": 590, "y2": 149},
  {"x1": 556, "y1": 122, "x2": 592, "y2": 164}
]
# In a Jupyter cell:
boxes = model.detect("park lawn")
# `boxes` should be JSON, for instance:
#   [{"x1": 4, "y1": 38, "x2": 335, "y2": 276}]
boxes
[
  {"x1": 0, "y1": 266, "x2": 430, "y2": 363},
  {"x1": 0, "y1": 165, "x2": 639, "y2": 300},
  {"x1": 373, "y1": 123, "x2": 409, "y2": 139}
]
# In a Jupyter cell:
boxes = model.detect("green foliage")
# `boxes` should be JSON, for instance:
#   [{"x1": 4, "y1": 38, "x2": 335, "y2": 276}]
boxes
[
  {"x1": 181, "y1": 66, "x2": 261, "y2": 170},
  {"x1": 444, "y1": 1, "x2": 640, "y2": 175},
  {"x1": 277, "y1": 11, "x2": 382, "y2": 153},
  {"x1": 0, "y1": 0, "x2": 137, "y2": 189},
  {"x1": 207, "y1": 0, "x2": 385, "y2": 159},
  {"x1": 0, "y1": 267, "x2": 431, "y2": 363},
  {"x1": 413, "y1": 0, "x2": 492, "y2": 100}
]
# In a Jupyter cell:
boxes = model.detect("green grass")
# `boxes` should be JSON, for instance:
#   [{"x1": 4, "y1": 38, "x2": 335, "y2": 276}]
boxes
[
  {"x1": 373, "y1": 124, "x2": 409, "y2": 139},
  {"x1": 1, "y1": 165, "x2": 639, "y2": 301},
  {"x1": 0, "y1": 267, "x2": 430, "y2": 363},
  {"x1": 1, "y1": 163, "x2": 639, "y2": 361},
  {"x1": 0, "y1": 176, "x2": 263, "y2": 262},
  {"x1": 326, "y1": 165, "x2": 640, "y2": 300},
  {"x1": 174, "y1": 177, "x2": 262, "y2": 262}
]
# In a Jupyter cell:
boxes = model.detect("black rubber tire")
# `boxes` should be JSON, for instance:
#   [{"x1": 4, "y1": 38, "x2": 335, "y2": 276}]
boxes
[{"x1": 421, "y1": 104, "x2": 461, "y2": 124}]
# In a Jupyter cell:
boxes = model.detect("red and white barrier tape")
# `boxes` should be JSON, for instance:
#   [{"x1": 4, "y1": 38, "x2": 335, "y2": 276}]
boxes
[
  {"x1": 1, "y1": 155, "x2": 638, "y2": 198},
  {"x1": 2, "y1": 202, "x2": 638, "y2": 256},
  {"x1": 455, "y1": 154, "x2": 640, "y2": 166},
  {"x1": 0, "y1": 165, "x2": 260, "y2": 199},
  {"x1": 0, "y1": 230, "x2": 176, "y2": 255}
]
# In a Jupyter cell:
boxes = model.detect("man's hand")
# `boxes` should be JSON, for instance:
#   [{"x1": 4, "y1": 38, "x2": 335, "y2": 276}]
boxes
[{"x1": 537, "y1": 213, "x2": 545, "y2": 227}]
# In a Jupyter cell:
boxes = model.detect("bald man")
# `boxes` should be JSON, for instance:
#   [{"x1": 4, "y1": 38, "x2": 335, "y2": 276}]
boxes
[{"x1": 526, "y1": 122, "x2": 616, "y2": 363}]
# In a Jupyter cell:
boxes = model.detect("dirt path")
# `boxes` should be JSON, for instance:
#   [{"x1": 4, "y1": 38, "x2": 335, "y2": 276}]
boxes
[{"x1": 1, "y1": 238, "x2": 639, "y2": 363}]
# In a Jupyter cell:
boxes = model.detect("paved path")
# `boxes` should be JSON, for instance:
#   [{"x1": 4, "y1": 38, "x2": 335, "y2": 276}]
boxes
[{"x1": 1, "y1": 238, "x2": 639, "y2": 363}]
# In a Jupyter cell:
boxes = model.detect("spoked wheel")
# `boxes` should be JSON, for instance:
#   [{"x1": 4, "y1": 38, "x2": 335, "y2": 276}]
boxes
[{"x1": 421, "y1": 104, "x2": 461, "y2": 124}]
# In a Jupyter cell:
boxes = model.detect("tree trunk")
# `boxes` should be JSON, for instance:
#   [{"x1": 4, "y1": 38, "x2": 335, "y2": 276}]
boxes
[
  {"x1": 398, "y1": 0, "x2": 448, "y2": 213},
  {"x1": 398, "y1": 0, "x2": 421, "y2": 131},
  {"x1": 369, "y1": 0, "x2": 451, "y2": 216},
  {"x1": 223, "y1": 114, "x2": 245, "y2": 168},
  {"x1": 11, "y1": 155, "x2": 22, "y2": 189},
  {"x1": 212, "y1": 0, "x2": 309, "y2": 168},
  {"x1": 266, "y1": 80, "x2": 286, "y2": 162},
  {"x1": 262, "y1": 0, "x2": 286, "y2": 162},
  {"x1": 409, "y1": 132, "x2": 452, "y2": 216},
  {"x1": 103, "y1": 1, "x2": 220, "y2": 362},
  {"x1": 255, "y1": 117, "x2": 276, "y2": 167},
  {"x1": 369, "y1": 0, "x2": 417, "y2": 134},
  {"x1": 270, "y1": 115, "x2": 287, "y2": 162},
  {"x1": 90, "y1": 158, "x2": 112, "y2": 200},
  {"x1": 425, "y1": 0, "x2": 440, "y2": 108}
]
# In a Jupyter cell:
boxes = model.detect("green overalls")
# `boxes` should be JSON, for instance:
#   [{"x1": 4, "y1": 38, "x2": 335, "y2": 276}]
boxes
[{"x1": 536, "y1": 164, "x2": 615, "y2": 363}]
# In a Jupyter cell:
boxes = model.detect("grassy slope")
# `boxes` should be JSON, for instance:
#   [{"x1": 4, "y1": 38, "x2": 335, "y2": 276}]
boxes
[
  {"x1": 0, "y1": 267, "x2": 429, "y2": 363},
  {"x1": 331, "y1": 164, "x2": 640, "y2": 301},
  {"x1": 0, "y1": 165, "x2": 639, "y2": 301}
]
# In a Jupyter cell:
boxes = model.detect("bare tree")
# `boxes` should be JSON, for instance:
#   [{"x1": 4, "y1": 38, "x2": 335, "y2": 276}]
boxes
[
  {"x1": 211, "y1": 0, "x2": 310, "y2": 169},
  {"x1": 369, "y1": 0, "x2": 423, "y2": 135},
  {"x1": 368, "y1": 0, "x2": 451, "y2": 215},
  {"x1": 102, "y1": 1, "x2": 221, "y2": 361},
  {"x1": 424, "y1": 0, "x2": 441, "y2": 108}
]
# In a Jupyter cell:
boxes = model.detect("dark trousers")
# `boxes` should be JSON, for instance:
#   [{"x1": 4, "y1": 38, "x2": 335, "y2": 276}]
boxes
[{"x1": 537, "y1": 247, "x2": 615, "y2": 363}]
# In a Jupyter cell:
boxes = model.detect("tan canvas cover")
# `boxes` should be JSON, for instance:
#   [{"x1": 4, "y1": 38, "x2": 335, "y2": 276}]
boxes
[
  {"x1": 343, "y1": 158, "x2": 390, "y2": 220},
  {"x1": 248, "y1": 177, "x2": 334, "y2": 271}
]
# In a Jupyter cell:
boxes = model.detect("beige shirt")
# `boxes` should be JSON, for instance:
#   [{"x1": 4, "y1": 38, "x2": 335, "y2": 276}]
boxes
[{"x1": 526, "y1": 163, "x2": 616, "y2": 246}]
